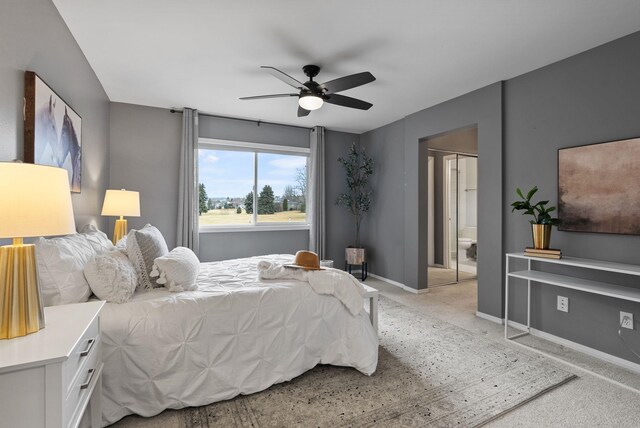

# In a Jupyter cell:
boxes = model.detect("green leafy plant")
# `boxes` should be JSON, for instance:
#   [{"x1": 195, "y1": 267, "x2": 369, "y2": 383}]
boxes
[
  {"x1": 336, "y1": 142, "x2": 374, "y2": 248},
  {"x1": 511, "y1": 186, "x2": 560, "y2": 225}
]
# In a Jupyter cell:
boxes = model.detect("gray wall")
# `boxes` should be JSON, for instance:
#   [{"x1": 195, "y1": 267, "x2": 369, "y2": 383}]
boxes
[
  {"x1": 109, "y1": 103, "x2": 181, "y2": 247},
  {"x1": 325, "y1": 130, "x2": 362, "y2": 267},
  {"x1": 358, "y1": 121, "x2": 405, "y2": 280},
  {"x1": 0, "y1": 0, "x2": 110, "y2": 231},
  {"x1": 198, "y1": 230, "x2": 309, "y2": 262},
  {"x1": 504, "y1": 31, "x2": 640, "y2": 362},
  {"x1": 359, "y1": 83, "x2": 503, "y2": 320}
]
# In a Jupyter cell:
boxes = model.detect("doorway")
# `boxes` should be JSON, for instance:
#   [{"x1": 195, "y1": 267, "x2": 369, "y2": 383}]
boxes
[
  {"x1": 428, "y1": 152, "x2": 477, "y2": 286},
  {"x1": 426, "y1": 125, "x2": 478, "y2": 287}
]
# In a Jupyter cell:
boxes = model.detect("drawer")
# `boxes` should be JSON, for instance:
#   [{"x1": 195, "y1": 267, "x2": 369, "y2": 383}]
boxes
[
  {"x1": 63, "y1": 315, "x2": 100, "y2": 394},
  {"x1": 64, "y1": 339, "x2": 101, "y2": 428}
]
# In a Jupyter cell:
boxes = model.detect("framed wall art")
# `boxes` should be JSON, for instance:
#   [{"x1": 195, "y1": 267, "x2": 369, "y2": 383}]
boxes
[
  {"x1": 558, "y1": 137, "x2": 640, "y2": 235},
  {"x1": 24, "y1": 71, "x2": 82, "y2": 193}
]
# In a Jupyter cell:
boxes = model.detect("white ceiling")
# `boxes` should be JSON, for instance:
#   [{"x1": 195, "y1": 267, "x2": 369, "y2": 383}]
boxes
[{"x1": 53, "y1": 0, "x2": 640, "y2": 134}]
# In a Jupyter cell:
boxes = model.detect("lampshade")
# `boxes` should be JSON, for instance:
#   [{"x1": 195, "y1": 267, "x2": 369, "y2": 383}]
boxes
[
  {"x1": 0, "y1": 162, "x2": 75, "y2": 239},
  {"x1": 298, "y1": 94, "x2": 323, "y2": 111},
  {"x1": 101, "y1": 189, "x2": 140, "y2": 217}
]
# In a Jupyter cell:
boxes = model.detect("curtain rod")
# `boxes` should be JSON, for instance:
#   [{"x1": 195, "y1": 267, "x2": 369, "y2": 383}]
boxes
[{"x1": 169, "y1": 108, "x2": 313, "y2": 131}]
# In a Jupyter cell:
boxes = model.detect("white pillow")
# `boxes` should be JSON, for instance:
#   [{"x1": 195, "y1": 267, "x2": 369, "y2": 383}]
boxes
[
  {"x1": 35, "y1": 233, "x2": 96, "y2": 306},
  {"x1": 115, "y1": 235, "x2": 128, "y2": 252},
  {"x1": 84, "y1": 250, "x2": 137, "y2": 304},
  {"x1": 80, "y1": 224, "x2": 115, "y2": 254},
  {"x1": 150, "y1": 247, "x2": 200, "y2": 292},
  {"x1": 126, "y1": 224, "x2": 169, "y2": 290}
]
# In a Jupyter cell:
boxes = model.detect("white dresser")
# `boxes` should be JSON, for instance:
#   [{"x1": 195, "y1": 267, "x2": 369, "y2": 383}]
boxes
[{"x1": 0, "y1": 301, "x2": 105, "y2": 428}]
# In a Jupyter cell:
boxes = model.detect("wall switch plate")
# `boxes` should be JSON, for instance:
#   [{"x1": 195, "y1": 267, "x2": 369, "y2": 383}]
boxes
[
  {"x1": 557, "y1": 296, "x2": 569, "y2": 313},
  {"x1": 620, "y1": 312, "x2": 634, "y2": 330}
]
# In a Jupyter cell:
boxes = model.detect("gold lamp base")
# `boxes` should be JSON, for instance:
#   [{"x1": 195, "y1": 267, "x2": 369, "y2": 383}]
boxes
[
  {"x1": 112, "y1": 217, "x2": 128, "y2": 244},
  {"x1": 0, "y1": 239, "x2": 45, "y2": 339}
]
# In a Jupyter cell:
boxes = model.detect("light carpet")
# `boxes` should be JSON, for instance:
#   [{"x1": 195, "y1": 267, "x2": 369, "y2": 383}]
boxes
[{"x1": 111, "y1": 296, "x2": 575, "y2": 427}]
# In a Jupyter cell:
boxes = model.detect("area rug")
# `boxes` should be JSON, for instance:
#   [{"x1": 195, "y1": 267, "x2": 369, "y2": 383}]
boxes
[{"x1": 112, "y1": 296, "x2": 575, "y2": 427}]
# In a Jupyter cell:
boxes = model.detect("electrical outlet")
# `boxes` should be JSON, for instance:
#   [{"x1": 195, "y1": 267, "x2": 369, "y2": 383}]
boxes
[
  {"x1": 557, "y1": 296, "x2": 569, "y2": 313},
  {"x1": 620, "y1": 312, "x2": 634, "y2": 330}
]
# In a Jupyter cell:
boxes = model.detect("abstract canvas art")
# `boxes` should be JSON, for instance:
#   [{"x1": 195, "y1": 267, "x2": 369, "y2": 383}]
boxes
[
  {"x1": 24, "y1": 71, "x2": 82, "y2": 192},
  {"x1": 558, "y1": 137, "x2": 640, "y2": 235}
]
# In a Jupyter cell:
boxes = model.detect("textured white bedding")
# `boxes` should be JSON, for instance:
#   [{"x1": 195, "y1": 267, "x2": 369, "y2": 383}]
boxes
[{"x1": 100, "y1": 255, "x2": 379, "y2": 425}]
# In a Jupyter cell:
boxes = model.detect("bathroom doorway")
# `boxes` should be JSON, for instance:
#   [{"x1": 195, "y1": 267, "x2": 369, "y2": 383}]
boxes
[
  {"x1": 428, "y1": 151, "x2": 477, "y2": 286},
  {"x1": 426, "y1": 125, "x2": 478, "y2": 287}
]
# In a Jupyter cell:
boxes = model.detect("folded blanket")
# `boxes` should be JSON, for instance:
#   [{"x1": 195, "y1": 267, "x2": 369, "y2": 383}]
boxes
[{"x1": 257, "y1": 261, "x2": 366, "y2": 316}]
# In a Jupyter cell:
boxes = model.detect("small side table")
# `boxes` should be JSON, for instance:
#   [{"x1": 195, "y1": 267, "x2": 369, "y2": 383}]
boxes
[{"x1": 346, "y1": 261, "x2": 368, "y2": 281}]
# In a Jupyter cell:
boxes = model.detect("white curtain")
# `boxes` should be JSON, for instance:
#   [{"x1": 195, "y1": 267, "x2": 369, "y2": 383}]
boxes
[
  {"x1": 308, "y1": 126, "x2": 326, "y2": 258},
  {"x1": 176, "y1": 108, "x2": 199, "y2": 255}
]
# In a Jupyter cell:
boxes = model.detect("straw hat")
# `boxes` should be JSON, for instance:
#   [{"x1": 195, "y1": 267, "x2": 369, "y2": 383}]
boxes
[{"x1": 285, "y1": 250, "x2": 323, "y2": 270}]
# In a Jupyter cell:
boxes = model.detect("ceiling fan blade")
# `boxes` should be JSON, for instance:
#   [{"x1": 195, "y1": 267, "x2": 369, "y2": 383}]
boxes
[
  {"x1": 324, "y1": 93, "x2": 372, "y2": 110},
  {"x1": 320, "y1": 72, "x2": 375, "y2": 93},
  {"x1": 239, "y1": 93, "x2": 298, "y2": 100},
  {"x1": 297, "y1": 106, "x2": 311, "y2": 117},
  {"x1": 261, "y1": 66, "x2": 308, "y2": 90}
]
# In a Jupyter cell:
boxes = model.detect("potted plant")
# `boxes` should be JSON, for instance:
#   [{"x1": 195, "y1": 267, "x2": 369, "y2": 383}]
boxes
[
  {"x1": 511, "y1": 186, "x2": 560, "y2": 249},
  {"x1": 336, "y1": 142, "x2": 374, "y2": 265}
]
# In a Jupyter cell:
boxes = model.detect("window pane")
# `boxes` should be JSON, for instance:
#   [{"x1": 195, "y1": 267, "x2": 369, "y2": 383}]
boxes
[
  {"x1": 256, "y1": 153, "x2": 307, "y2": 223},
  {"x1": 198, "y1": 149, "x2": 254, "y2": 225}
]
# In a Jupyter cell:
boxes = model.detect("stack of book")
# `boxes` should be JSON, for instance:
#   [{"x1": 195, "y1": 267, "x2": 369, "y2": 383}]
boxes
[{"x1": 524, "y1": 247, "x2": 562, "y2": 259}]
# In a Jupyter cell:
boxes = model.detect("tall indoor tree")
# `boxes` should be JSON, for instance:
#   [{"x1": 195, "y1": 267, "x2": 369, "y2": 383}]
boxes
[{"x1": 336, "y1": 142, "x2": 374, "y2": 249}]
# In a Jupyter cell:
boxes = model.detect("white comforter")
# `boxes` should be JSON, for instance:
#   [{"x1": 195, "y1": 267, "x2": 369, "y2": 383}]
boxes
[{"x1": 100, "y1": 255, "x2": 378, "y2": 425}]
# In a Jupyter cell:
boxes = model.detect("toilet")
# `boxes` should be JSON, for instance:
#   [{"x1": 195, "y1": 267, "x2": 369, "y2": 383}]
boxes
[
  {"x1": 458, "y1": 237, "x2": 474, "y2": 250},
  {"x1": 458, "y1": 227, "x2": 477, "y2": 260}
]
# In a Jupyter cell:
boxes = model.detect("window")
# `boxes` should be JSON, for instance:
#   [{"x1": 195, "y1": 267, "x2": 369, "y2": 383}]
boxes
[{"x1": 198, "y1": 139, "x2": 309, "y2": 231}]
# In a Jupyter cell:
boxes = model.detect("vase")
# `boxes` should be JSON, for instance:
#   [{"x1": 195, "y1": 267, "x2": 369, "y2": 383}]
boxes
[
  {"x1": 531, "y1": 224, "x2": 552, "y2": 249},
  {"x1": 345, "y1": 247, "x2": 366, "y2": 265}
]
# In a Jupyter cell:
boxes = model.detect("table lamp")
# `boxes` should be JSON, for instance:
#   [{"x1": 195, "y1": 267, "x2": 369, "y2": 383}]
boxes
[
  {"x1": 0, "y1": 162, "x2": 75, "y2": 339},
  {"x1": 101, "y1": 189, "x2": 140, "y2": 244}
]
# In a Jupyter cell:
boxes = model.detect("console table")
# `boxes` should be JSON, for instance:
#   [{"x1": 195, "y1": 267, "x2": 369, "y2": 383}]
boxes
[{"x1": 505, "y1": 253, "x2": 640, "y2": 341}]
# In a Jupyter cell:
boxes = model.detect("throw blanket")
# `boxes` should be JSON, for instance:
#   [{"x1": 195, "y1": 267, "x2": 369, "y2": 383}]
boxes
[{"x1": 257, "y1": 261, "x2": 366, "y2": 316}]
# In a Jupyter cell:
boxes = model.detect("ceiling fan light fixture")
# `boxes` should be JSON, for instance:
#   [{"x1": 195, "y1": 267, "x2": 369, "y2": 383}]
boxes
[{"x1": 298, "y1": 93, "x2": 323, "y2": 111}]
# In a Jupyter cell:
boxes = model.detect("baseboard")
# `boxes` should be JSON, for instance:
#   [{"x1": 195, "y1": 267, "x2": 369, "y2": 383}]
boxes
[
  {"x1": 476, "y1": 311, "x2": 504, "y2": 325},
  {"x1": 476, "y1": 314, "x2": 640, "y2": 375},
  {"x1": 365, "y1": 272, "x2": 429, "y2": 294}
]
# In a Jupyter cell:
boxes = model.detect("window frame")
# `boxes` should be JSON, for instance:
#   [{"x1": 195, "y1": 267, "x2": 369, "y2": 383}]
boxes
[{"x1": 198, "y1": 138, "x2": 311, "y2": 233}]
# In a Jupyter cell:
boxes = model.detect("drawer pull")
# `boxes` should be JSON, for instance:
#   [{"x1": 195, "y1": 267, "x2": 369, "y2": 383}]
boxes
[
  {"x1": 80, "y1": 369, "x2": 95, "y2": 390},
  {"x1": 80, "y1": 338, "x2": 95, "y2": 357}
]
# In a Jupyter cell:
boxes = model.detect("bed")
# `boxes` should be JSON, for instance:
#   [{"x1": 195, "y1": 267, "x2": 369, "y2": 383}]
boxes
[{"x1": 99, "y1": 254, "x2": 379, "y2": 425}]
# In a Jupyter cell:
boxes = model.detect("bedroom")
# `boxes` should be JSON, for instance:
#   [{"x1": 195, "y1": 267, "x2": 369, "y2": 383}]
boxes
[{"x1": 1, "y1": 0, "x2": 640, "y2": 427}]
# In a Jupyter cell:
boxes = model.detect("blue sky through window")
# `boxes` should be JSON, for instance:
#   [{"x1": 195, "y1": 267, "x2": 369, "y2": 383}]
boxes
[{"x1": 198, "y1": 149, "x2": 307, "y2": 199}]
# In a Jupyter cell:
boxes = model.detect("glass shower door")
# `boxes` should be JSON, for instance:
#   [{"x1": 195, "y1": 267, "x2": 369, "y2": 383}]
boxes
[{"x1": 456, "y1": 155, "x2": 477, "y2": 279}]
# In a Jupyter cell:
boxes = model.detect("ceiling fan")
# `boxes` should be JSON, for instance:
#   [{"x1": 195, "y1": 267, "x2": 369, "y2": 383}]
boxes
[{"x1": 240, "y1": 65, "x2": 375, "y2": 117}]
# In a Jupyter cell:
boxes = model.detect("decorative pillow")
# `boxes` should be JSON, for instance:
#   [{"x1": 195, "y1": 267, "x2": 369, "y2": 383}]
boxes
[
  {"x1": 150, "y1": 247, "x2": 200, "y2": 292},
  {"x1": 80, "y1": 224, "x2": 116, "y2": 254},
  {"x1": 84, "y1": 250, "x2": 137, "y2": 304},
  {"x1": 126, "y1": 224, "x2": 169, "y2": 290},
  {"x1": 35, "y1": 233, "x2": 96, "y2": 306},
  {"x1": 115, "y1": 235, "x2": 128, "y2": 252}
]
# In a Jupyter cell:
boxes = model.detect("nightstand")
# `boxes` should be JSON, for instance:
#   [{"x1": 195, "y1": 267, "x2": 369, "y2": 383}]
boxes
[{"x1": 0, "y1": 301, "x2": 105, "y2": 428}]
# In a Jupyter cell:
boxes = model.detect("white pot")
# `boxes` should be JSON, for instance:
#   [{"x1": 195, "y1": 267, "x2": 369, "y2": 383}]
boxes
[{"x1": 346, "y1": 247, "x2": 366, "y2": 265}]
